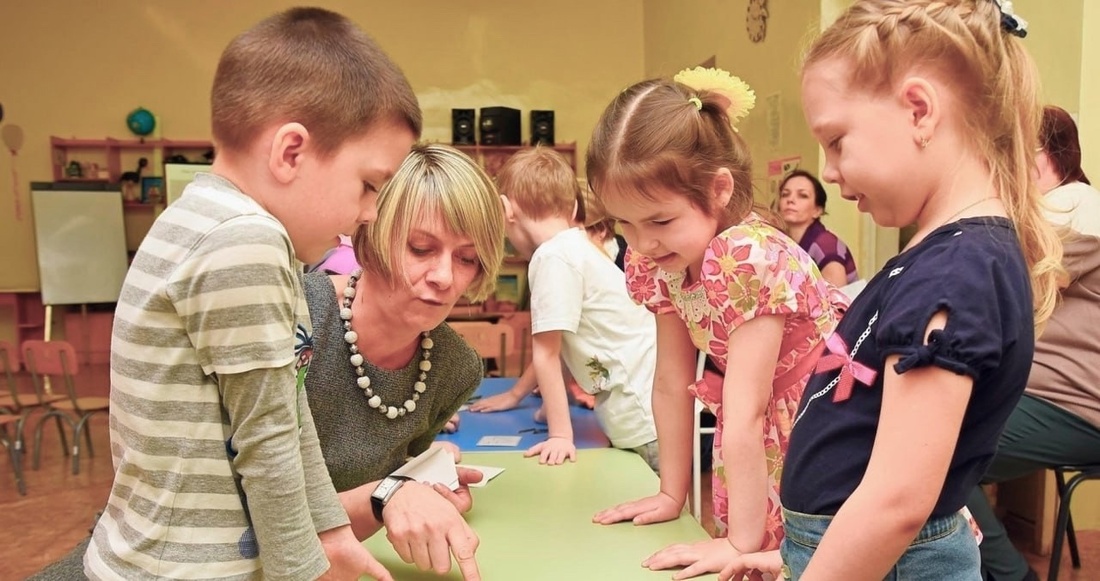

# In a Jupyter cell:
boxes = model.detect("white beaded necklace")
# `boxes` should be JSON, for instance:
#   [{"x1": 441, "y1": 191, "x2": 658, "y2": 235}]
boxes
[{"x1": 342, "y1": 270, "x2": 433, "y2": 420}]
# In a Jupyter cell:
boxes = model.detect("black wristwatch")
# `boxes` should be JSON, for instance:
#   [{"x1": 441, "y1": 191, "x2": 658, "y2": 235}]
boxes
[{"x1": 371, "y1": 474, "x2": 413, "y2": 523}]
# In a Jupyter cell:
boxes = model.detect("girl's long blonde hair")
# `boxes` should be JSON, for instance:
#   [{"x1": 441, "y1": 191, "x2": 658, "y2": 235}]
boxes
[{"x1": 805, "y1": 0, "x2": 1062, "y2": 331}]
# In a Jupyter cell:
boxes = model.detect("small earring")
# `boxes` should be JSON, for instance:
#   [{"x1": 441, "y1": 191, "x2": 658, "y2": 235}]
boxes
[{"x1": 920, "y1": 137, "x2": 930, "y2": 149}]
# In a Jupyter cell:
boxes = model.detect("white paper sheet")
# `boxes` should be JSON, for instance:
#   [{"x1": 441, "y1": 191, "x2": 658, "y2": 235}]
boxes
[{"x1": 476, "y1": 435, "x2": 522, "y2": 447}]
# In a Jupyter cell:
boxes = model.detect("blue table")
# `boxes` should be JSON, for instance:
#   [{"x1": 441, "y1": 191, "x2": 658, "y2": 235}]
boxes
[{"x1": 437, "y1": 377, "x2": 610, "y2": 451}]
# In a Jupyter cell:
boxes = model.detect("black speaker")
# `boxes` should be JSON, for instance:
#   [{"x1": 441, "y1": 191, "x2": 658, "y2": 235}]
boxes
[
  {"x1": 452, "y1": 109, "x2": 476, "y2": 145},
  {"x1": 530, "y1": 110, "x2": 555, "y2": 146},
  {"x1": 479, "y1": 106, "x2": 521, "y2": 146}
]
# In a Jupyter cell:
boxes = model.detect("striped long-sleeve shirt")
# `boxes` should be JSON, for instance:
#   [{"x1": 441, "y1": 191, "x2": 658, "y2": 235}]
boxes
[{"x1": 86, "y1": 174, "x2": 348, "y2": 580}]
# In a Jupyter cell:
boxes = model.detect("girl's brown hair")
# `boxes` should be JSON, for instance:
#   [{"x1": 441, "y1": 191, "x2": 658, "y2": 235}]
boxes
[
  {"x1": 804, "y1": 0, "x2": 1062, "y2": 330},
  {"x1": 586, "y1": 79, "x2": 773, "y2": 231}
]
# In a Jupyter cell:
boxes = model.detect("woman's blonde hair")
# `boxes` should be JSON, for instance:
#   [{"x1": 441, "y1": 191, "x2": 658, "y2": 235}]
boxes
[
  {"x1": 354, "y1": 143, "x2": 505, "y2": 302},
  {"x1": 586, "y1": 79, "x2": 775, "y2": 231},
  {"x1": 805, "y1": 0, "x2": 1062, "y2": 330}
]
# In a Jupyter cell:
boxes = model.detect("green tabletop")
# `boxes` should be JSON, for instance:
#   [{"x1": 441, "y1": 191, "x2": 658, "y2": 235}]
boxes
[{"x1": 364, "y1": 448, "x2": 715, "y2": 580}]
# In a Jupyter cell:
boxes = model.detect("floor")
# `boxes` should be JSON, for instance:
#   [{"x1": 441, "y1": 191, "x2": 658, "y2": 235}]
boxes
[{"x1": 2, "y1": 364, "x2": 1098, "y2": 580}]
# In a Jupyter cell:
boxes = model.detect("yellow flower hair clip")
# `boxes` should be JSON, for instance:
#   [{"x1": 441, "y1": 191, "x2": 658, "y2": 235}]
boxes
[{"x1": 674, "y1": 66, "x2": 756, "y2": 127}]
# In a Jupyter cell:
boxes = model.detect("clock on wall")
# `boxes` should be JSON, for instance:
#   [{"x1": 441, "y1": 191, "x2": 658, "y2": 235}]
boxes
[{"x1": 747, "y1": 0, "x2": 768, "y2": 43}]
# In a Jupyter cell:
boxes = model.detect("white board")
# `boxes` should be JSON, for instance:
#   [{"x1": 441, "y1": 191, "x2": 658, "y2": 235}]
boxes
[
  {"x1": 165, "y1": 163, "x2": 211, "y2": 205},
  {"x1": 31, "y1": 186, "x2": 130, "y2": 305}
]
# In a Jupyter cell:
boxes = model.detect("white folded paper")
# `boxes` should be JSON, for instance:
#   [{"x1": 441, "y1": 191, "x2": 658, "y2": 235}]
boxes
[
  {"x1": 457, "y1": 464, "x2": 506, "y2": 488},
  {"x1": 394, "y1": 446, "x2": 460, "y2": 491}
]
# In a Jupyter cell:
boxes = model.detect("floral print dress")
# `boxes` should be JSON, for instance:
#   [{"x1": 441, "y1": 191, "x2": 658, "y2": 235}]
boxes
[{"x1": 625, "y1": 214, "x2": 847, "y2": 552}]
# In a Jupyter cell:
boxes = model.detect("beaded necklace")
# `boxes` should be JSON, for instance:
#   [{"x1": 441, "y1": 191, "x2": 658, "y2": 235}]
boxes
[{"x1": 342, "y1": 270, "x2": 432, "y2": 420}]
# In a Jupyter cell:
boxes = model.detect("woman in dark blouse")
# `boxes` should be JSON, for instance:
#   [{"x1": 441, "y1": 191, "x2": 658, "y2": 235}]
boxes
[{"x1": 778, "y1": 170, "x2": 859, "y2": 288}]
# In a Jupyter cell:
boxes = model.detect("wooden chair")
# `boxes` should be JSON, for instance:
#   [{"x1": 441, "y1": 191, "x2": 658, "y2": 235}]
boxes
[
  {"x1": 0, "y1": 340, "x2": 65, "y2": 461},
  {"x1": 448, "y1": 321, "x2": 518, "y2": 377},
  {"x1": 22, "y1": 340, "x2": 110, "y2": 475},
  {"x1": 0, "y1": 412, "x2": 26, "y2": 495}
]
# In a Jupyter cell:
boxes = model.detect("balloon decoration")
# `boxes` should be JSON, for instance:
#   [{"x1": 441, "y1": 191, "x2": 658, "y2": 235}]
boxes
[
  {"x1": 2, "y1": 124, "x2": 24, "y2": 152},
  {"x1": 2, "y1": 121, "x2": 25, "y2": 221}
]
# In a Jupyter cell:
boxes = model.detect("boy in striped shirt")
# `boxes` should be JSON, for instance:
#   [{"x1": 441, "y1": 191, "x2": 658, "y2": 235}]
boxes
[{"x1": 86, "y1": 8, "x2": 419, "y2": 580}]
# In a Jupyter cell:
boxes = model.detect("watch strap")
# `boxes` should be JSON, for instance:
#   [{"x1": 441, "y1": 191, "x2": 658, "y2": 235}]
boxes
[{"x1": 371, "y1": 474, "x2": 414, "y2": 523}]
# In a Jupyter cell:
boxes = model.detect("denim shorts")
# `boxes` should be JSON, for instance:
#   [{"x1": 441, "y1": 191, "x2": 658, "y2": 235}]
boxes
[{"x1": 780, "y1": 507, "x2": 981, "y2": 580}]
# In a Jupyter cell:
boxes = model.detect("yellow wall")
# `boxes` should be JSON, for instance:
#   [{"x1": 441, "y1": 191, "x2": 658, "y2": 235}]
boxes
[
  {"x1": 0, "y1": 0, "x2": 645, "y2": 294},
  {"x1": 1079, "y1": 0, "x2": 1100, "y2": 180}
]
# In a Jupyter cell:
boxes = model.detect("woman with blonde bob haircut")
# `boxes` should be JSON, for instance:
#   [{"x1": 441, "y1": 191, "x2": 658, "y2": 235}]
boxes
[{"x1": 303, "y1": 143, "x2": 505, "y2": 578}]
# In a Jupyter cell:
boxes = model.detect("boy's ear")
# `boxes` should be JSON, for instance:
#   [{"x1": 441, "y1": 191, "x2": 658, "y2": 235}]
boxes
[
  {"x1": 899, "y1": 76, "x2": 940, "y2": 148},
  {"x1": 500, "y1": 195, "x2": 517, "y2": 222},
  {"x1": 268, "y1": 122, "x2": 310, "y2": 184},
  {"x1": 710, "y1": 168, "x2": 735, "y2": 210}
]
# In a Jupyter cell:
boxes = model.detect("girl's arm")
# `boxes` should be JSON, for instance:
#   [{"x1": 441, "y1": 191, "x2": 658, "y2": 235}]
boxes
[
  {"x1": 653, "y1": 312, "x2": 705, "y2": 507},
  {"x1": 592, "y1": 312, "x2": 697, "y2": 525},
  {"x1": 802, "y1": 312, "x2": 973, "y2": 580},
  {"x1": 722, "y1": 314, "x2": 785, "y2": 553}
]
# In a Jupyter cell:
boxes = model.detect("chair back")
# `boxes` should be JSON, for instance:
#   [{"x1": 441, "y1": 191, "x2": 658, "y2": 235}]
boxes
[
  {"x1": 449, "y1": 321, "x2": 518, "y2": 376},
  {"x1": 21, "y1": 340, "x2": 81, "y2": 404},
  {"x1": 0, "y1": 340, "x2": 20, "y2": 403}
]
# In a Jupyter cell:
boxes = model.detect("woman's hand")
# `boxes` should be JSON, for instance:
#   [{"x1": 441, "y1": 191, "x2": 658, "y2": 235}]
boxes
[
  {"x1": 643, "y1": 538, "x2": 742, "y2": 580},
  {"x1": 592, "y1": 491, "x2": 682, "y2": 525},
  {"x1": 431, "y1": 467, "x2": 484, "y2": 514},
  {"x1": 468, "y1": 390, "x2": 523, "y2": 412},
  {"x1": 382, "y1": 481, "x2": 481, "y2": 580},
  {"x1": 523, "y1": 436, "x2": 576, "y2": 465}
]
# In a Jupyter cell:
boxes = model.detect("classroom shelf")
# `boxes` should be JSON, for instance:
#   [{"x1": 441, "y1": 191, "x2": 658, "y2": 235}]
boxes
[{"x1": 50, "y1": 136, "x2": 213, "y2": 183}]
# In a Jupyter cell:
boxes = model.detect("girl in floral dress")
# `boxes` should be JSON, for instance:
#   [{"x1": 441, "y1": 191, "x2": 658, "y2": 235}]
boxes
[{"x1": 589, "y1": 68, "x2": 848, "y2": 580}]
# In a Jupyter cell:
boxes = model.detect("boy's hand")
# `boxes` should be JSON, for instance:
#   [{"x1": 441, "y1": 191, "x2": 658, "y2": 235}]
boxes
[
  {"x1": 383, "y1": 481, "x2": 481, "y2": 580},
  {"x1": 718, "y1": 550, "x2": 784, "y2": 581},
  {"x1": 593, "y1": 491, "x2": 681, "y2": 526},
  {"x1": 468, "y1": 390, "x2": 523, "y2": 412},
  {"x1": 523, "y1": 436, "x2": 576, "y2": 465},
  {"x1": 317, "y1": 525, "x2": 393, "y2": 581}
]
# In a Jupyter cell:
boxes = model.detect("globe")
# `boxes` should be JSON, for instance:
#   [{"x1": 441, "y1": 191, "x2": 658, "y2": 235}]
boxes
[{"x1": 127, "y1": 108, "x2": 156, "y2": 137}]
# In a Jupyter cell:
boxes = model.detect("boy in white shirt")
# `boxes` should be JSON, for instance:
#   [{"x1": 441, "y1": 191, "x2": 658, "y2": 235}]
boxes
[{"x1": 493, "y1": 147, "x2": 658, "y2": 470}]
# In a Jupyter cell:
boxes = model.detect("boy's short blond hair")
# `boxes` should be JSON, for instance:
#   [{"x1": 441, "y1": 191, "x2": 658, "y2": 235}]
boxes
[
  {"x1": 495, "y1": 147, "x2": 579, "y2": 220},
  {"x1": 354, "y1": 144, "x2": 505, "y2": 302},
  {"x1": 212, "y1": 7, "x2": 422, "y2": 157}
]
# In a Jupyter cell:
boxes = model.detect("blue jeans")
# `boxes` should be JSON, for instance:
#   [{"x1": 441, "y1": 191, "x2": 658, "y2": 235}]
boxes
[{"x1": 780, "y1": 507, "x2": 981, "y2": 580}]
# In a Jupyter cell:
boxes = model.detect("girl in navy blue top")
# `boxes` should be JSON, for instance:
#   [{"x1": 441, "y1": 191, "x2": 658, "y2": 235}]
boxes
[{"x1": 718, "y1": 1, "x2": 1064, "y2": 580}]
